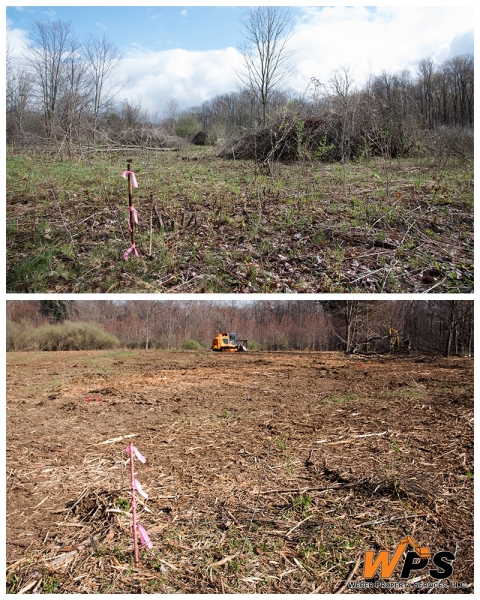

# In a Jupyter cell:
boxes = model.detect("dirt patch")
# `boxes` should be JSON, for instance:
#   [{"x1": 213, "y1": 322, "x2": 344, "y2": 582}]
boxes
[{"x1": 6, "y1": 350, "x2": 473, "y2": 593}]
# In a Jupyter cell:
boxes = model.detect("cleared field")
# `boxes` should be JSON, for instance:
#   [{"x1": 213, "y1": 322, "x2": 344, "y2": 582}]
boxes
[
  {"x1": 6, "y1": 148, "x2": 473, "y2": 293},
  {"x1": 6, "y1": 350, "x2": 473, "y2": 593}
]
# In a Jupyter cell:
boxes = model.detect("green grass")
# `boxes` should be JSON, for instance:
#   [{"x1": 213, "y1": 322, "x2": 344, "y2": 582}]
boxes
[
  {"x1": 386, "y1": 389, "x2": 424, "y2": 399},
  {"x1": 323, "y1": 393, "x2": 365, "y2": 404},
  {"x1": 6, "y1": 148, "x2": 473, "y2": 293},
  {"x1": 293, "y1": 493, "x2": 313, "y2": 515}
]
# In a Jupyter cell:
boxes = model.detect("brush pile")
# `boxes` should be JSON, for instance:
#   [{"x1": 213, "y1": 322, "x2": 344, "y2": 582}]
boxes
[{"x1": 219, "y1": 116, "x2": 339, "y2": 163}]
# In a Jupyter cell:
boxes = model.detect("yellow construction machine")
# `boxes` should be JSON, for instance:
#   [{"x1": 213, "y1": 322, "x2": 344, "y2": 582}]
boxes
[
  {"x1": 212, "y1": 332, "x2": 248, "y2": 352},
  {"x1": 388, "y1": 327, "x2": 411, "y2": 353}
]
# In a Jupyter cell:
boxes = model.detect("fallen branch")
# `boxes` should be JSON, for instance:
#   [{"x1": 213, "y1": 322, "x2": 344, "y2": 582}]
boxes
[
  {"x1": 95, "y1": 434, "x2": 137, "y2": 445},
  {"x1": 316, "y1": 431, "x2": 387, "y2": 445},
  {"x1": 208, "y1": 552, "x2": 240, "y2": 568},
  {"x1": 251, "y1": 476, "x2": 388, "y2": 496},
  {"x1": 354, "y1": 513, "x2": 428, "y2": 528},
  {"x1": 251, "y1": 485, "x2": 336, "y2": 495},
  {"x1": 17, "y1": 580, "x2": 38, "y2": 594},
  {"x1": 47, "y1": 533, "x2": 102, "y2": 566},
  {"x1": 285, "y1": 515, "x2": 314, "y2": 537}
]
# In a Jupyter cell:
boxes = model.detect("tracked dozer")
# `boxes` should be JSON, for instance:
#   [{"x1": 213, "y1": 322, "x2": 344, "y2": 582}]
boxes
[
  {"x1": 212, "y1": 332, "x2": 248, "y2": 352},
  {"x1": 388, "y1": 327, "x2": 411, "y2": 353}
]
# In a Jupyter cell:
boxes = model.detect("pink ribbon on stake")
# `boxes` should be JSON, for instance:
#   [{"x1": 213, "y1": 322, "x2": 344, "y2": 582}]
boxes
[
  {"x1": 123, "y1": 243, "x2": 139, "y2": 261},
  {"x1": 121, "y1": 170, "x2": 138, "y2": 188},
  {"x1": 128, "y1": 205, "x2": 138, "y2": 231},
  {"x1": 134, "y1": 479, "x2": 148, "y2": 499},
  {"x1": 137, "y1": 524, "x2": 153, "y2": 549},
  {"x1": 124, "y1": 445, "x2": 147, "y2": 464},
  {"x1": 124, "y1": 443, "x2": 152, "y2": 562}
]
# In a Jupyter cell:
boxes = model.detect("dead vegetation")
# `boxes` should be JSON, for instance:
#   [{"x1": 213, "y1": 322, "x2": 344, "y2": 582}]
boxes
[{"x1": 6, "y1": 350, "x2": 473, "y2": 593}]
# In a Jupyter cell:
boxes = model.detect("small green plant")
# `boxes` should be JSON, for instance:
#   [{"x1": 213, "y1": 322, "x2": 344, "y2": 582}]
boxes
[
  {"x1": 324, "y1": 393, "x2": 363, "y2": 404},
  {"x1": 116, "y1": 498, "x2": 131, "y2": 513},
  {"x1": 293, "y1": 493, "x2": 312, "y2": 514},
  {"x1": 7, "y1": 574, "x2": 19, "y2": 594},
  {"x1": 276, "y1": 433, "x2": 289, "y2": 451},
  {"x1": 43, "y1": 574, "x2": 60, "y2": 594},
  {"x1": 315, "y1": 135, "x2": 335, "y2": 160},
  {"x1": 390, "y1": 439, "x2": 401, "y2": 453},
  {"x1": 276, "y1": 433, "x2": 293, "y2": 475},
  {"x1": 296, "y1": 121, "x2": 307, "y2": 160}
]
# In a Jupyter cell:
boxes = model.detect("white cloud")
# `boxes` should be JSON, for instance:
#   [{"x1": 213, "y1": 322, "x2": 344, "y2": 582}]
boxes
[
  {"x1": 40, "y1": 9, "x2": 56, "y2": 21},
  {"x1": 290, "y1": 6, "x2": 474, "y2": 92},
  {"x1": 116, "y1": 47, "x2": 243, "y2": 115},
  {"x1": 6, "y1": 22, "x2": 31, "y2": 57},
  {"x1": 180, "y1": 10, "x2": 188, "y2": 18}
]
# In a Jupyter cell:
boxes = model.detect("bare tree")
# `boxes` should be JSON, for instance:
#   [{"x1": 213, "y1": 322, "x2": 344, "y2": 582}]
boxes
[
  {"x1": 58, "y1": 34, "x2": 89, "y2": 148},
  {"x1": 133, "y1": 301, "x2": 163, "y2": 350},
  {"x1": 120, "y1": 98, "x2": 148, "y2": 143},
  {"x1": 27, "y1": 19, "x2": 78, "y2": 138},
  {"x1": 163, "y1": 98, "x2": 180, "y2": 135},
  {"x1": 6, "y1": 46, "x2": 34, "y2": 139},
  {"x1": 84, "y1": 33, "x2": 124, "y2": 144},
  {"x1": 327, "y1": 65, "x2": 360, "y2": 194},
  {"x1": 237, "y1": 6, "x2": 294, "y2": 125},
  {"x1": 416, "y1": 57, "x2": 436, "y2": 129}
]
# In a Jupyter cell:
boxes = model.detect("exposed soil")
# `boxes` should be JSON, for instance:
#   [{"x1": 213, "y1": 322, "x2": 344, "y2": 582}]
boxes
[{"x1": 6, "y1": 350, "x2": 473, "y2": 593}]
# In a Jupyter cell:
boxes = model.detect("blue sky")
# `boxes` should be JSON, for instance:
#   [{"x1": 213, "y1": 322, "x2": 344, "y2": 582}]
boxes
[
  {"x1": 7, "y1": 6, "x2": 254, "y2": 52},
  {"x1": 7, "y1": 6, "x2": 474, "y2": 117}
]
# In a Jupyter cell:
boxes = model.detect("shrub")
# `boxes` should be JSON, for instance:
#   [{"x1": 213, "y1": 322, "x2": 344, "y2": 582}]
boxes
[
  {"x1": 175, "y1": 115, "x2": 203, "y2": 139},
  {"x1": 418, "y1": 126, "x2": 474, "y2": 161},
  {"x1": 34, "y1": 321, "x2": 120, "y2": 351},
  {"x1": 6, "y1": 319, "x2": 36, "y2": 351},
  {"x1": 247, "y1": 340, "x2": 266, "y2": 351},
  {"x1": 182, "y1": 339, "x2": 202, "y2": 350}
]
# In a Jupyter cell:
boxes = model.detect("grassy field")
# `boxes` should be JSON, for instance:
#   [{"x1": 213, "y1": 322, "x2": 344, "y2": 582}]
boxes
[{"x1": 6, "y1": 147, "x2": 473, "y2": 293}]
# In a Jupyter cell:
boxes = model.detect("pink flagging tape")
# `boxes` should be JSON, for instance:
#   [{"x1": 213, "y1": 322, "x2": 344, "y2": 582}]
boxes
[
  {"x1": 137, "y1": 524, "x2": 153, "y2": 549},
  {"x1": 124, "y1": 443, "x2": 151, "y2": 561},
  {"x1": 133, "y1": 447, "x2": 146, "y2": 463},
  {"x1": 134, "y1": 478, "x2": 148, "y2": 499},
  {"x1": 123, "y1": 243, "x2": 139, "y2": 261},
  {"x1": 128, "y1": 205, "x2": 138, "y2": 231},
  {"x1": 124, "y1": 445, "x2": 147, "y2": 463},
  {"x1": 121, "y1": 170, "x2": 138, "y2": 188}
]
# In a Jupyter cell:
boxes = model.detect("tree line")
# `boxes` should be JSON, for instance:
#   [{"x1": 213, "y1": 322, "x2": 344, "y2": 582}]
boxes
[
  {"x1": 6, "y1": 300, "x2": 473, "y2": 358},
  {"x1": 6, "y1": 10, "x2": 473, "y2": 162}
]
